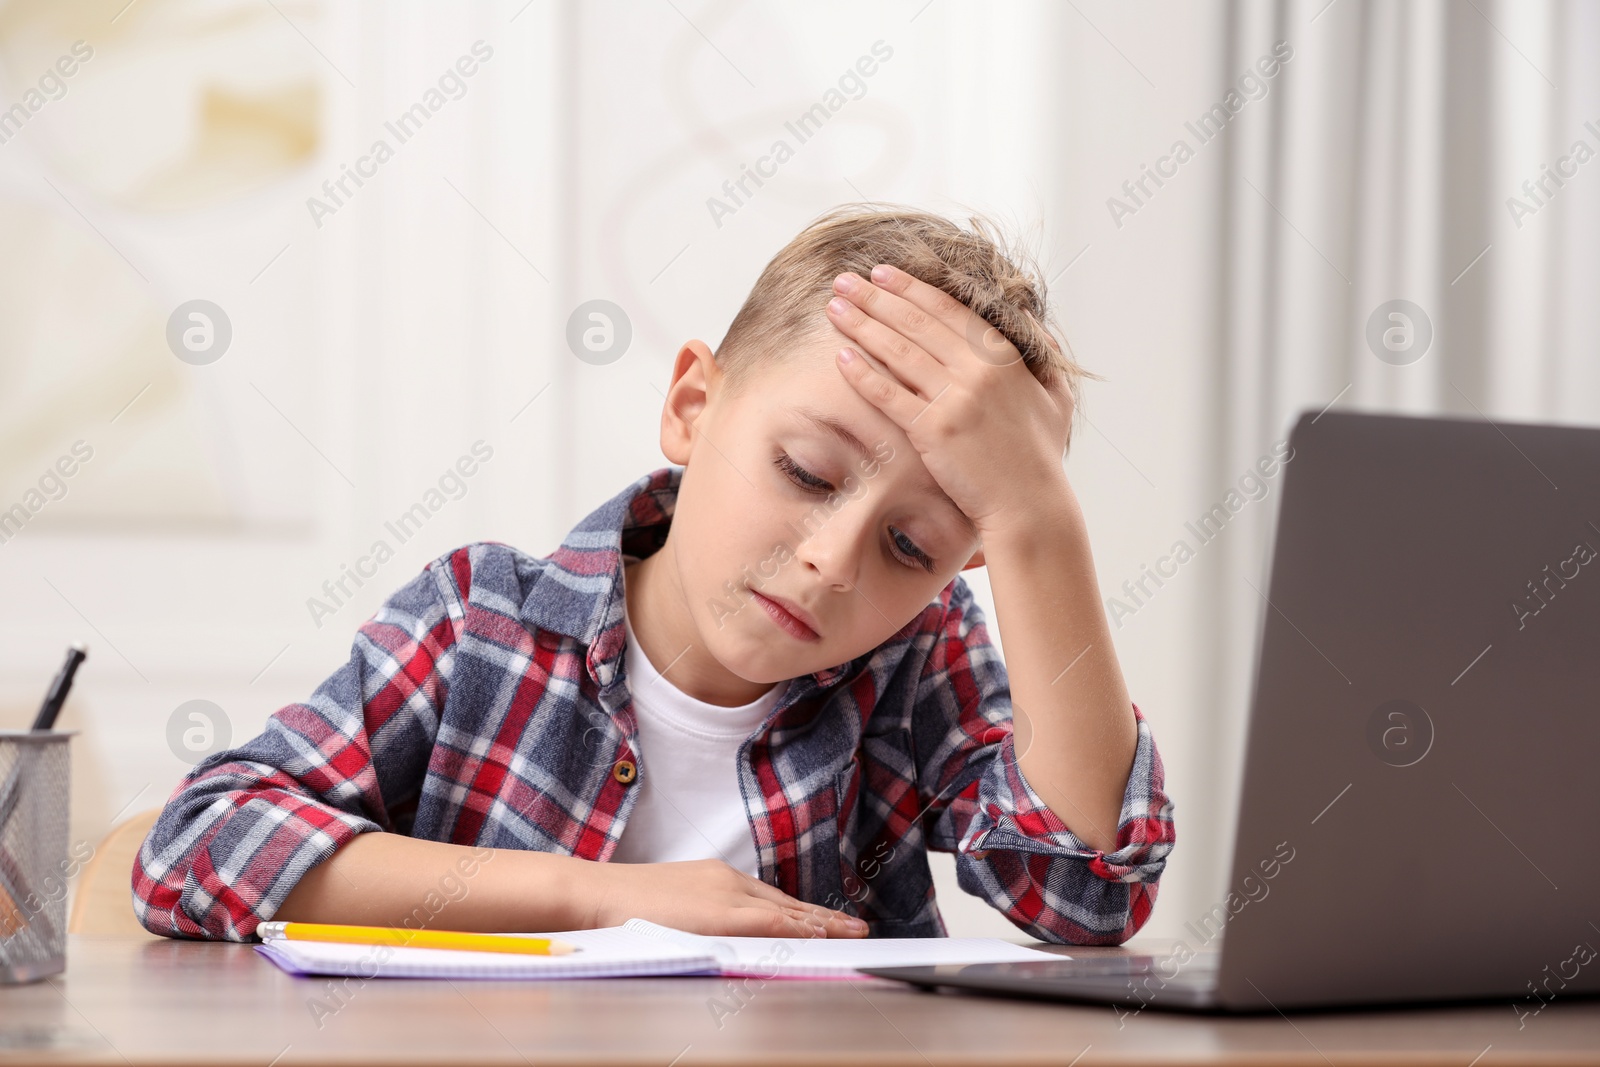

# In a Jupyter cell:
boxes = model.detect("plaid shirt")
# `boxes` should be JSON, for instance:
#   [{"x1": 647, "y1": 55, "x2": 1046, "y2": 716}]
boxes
[{"x1": 134, "y1": 465, "x2": 1174, "y2": 944}]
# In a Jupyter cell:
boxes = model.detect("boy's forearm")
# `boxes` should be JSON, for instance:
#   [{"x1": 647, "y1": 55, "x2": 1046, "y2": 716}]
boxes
[
  {"x1": 981, "y1": 475, "x2": 1137, "y2": 854},
  {"x1": 273, "y1": 832, "x2": 596, "y2": 932}
]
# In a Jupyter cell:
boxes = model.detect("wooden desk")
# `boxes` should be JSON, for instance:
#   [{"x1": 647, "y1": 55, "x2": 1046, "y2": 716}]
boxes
[{"x1": 1, "y1": 935, "x2": 1596, "y2": 1066}]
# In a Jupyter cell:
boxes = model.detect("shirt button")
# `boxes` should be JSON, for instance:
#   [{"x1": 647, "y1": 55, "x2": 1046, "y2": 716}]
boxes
[{"x1": 612, "y1": 758, "x2": 638, "y2": 785}]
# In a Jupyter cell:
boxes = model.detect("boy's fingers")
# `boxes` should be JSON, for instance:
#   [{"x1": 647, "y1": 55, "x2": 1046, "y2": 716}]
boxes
[
  {"x1": 783, "y1": 903, "x2": 868, "y2": 937},
  {"x1": 825, "y1": 292, "x2": 947, "y2": 396},
  {"x1": 867, "y1": 262, "x2": 984, "y2": 338},
  {"x1": 738, "y1": 906, "x2": 822, "y2": 939},
  {"x1": 738, "y1": 871, "x2": 817, "y2": 911},
  {"x1": 836, "y1": 347, "x2": 925, "y2": 429},
  {"x1": 833, "y1": 272, "x2": 962, "y2": 370},
  {"x1": 780, "y1": 905, "x2": 829, "y2": 929},
  {"x1": 819, "y1": 913, "x2": 870, "y2": 937},
  {"x1": 763, "y1": 883, "x2": 853, "y2": 926},
  {"x1": 724, "y1": 869, "x2": 867, "y2": 937},
  {"x1": 738, "y1": 877, "x2": 857, "y2": 930},
  {"x1": 868, "y1": 262, "x2": 1023, "y2": 370}
]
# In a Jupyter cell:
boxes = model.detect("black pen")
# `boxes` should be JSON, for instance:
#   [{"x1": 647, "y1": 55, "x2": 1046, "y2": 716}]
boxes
[{"x1": 31, "y1": 643, "x2": 88, "y2": 731}]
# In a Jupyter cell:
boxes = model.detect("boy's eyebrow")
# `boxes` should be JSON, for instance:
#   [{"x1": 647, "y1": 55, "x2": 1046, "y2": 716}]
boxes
[{"x1": 792, "y1": 407, "x2": 977, "y2": 535}]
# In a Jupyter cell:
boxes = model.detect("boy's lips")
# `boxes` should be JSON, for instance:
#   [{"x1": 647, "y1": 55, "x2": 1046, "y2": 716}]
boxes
[{"x1": 747, "y1": 586, "x2": 822, "y2": 641}]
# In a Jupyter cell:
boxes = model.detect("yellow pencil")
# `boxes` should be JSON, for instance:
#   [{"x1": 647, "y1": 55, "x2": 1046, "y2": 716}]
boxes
[{"x1": 256, "y1": 921, "x2": 579, "y2": 956}]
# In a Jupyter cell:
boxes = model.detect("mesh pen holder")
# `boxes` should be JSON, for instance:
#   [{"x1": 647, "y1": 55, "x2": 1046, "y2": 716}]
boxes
[{"x1": 0, "y1": 731, "x2": 72, "y2": 984}]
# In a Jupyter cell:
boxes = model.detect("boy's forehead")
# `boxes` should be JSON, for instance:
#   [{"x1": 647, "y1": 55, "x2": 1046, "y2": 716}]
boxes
[
  {"x1": 742, "y1": 331, "x2": 891, "y2": 439},
  {"x1": 736, "y1": 343, "x2": 977, "y2": 537},
  {"x1": 752, "y1": 320, "x2": 901, "y2": 395}
]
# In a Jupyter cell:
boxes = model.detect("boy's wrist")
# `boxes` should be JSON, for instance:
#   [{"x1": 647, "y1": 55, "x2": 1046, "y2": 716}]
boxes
[
  {"x1": 564, "y1": 854, "x2": 608, "y2": 929},
  {"x1": 979, "y1": 476, "x2": 1086, "y2": 559},
  {"x1": 507, "y1": 849, "x2": 603, "y2": 930}
]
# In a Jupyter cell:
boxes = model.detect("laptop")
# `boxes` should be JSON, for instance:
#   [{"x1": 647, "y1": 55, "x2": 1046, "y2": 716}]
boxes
[{"x1": 864, "y1": 409, "x2": 1600, "y2": 1012}]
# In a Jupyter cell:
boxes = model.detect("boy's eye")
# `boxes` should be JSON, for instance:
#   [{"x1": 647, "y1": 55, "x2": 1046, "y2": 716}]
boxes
[
  {"x1": 888, "y1": 526, "x2": 936, "y2": 574},
  {"x1": 774, "y1": 453, "x2": 936, "y2": 574},
  {"x1": 774, "y1": 452, "x2": 834, "y2": 494}
]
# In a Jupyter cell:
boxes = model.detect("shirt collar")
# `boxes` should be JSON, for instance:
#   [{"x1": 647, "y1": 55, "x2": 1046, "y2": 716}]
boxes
[{"x1": 519, "y1": 465, "x2": 866, "y2": 694}]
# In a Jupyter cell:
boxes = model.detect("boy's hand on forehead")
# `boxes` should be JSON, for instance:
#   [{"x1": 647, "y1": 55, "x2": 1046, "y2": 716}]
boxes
[{"x1": 825, "y1": 263, "x2": 1075, "y2": 538}]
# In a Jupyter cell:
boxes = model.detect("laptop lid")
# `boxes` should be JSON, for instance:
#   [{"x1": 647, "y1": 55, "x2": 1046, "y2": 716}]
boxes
[{"x1": 1213, "y1": 410, "x2": 1600, "y2": 1011}]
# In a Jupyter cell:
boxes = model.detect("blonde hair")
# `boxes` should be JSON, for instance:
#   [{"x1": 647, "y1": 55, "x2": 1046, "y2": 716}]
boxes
[{"x1": 715, "y1": 204, "x2": 1089, "y2": 401}]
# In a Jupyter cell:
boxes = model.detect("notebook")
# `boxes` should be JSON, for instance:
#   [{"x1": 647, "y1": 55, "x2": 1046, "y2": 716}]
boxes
[
  {"x1": 255, "y1": 925, "x2": 720, "y2": 980},
  {"x1": 622, "y1": 918, "x2": 1064, "y2": 979},
  {"x1": 254, "y1": 919, "x2": 1064, "y2": 981}
]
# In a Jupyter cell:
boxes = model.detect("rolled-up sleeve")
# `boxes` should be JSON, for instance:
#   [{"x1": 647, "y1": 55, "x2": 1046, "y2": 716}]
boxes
[
  {"x1": 913, "y1": 578, "x2": 1176, "y2": 945},
  {"x1": 131, "y1": 554, "x2": 466, "y2": 941}
]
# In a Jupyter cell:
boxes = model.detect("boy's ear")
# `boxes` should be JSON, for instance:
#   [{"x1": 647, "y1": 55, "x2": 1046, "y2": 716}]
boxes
[{"x1": 659, "y1": 339, "x2": 718, "y2": 465}]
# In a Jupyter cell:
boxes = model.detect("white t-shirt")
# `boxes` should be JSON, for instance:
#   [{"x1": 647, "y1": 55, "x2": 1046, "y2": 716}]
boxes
[{"x1": 610, "y1": 606, "x2": 788, "y2": 877}]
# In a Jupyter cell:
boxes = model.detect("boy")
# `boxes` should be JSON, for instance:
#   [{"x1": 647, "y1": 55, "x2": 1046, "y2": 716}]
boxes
[{"x1": 134, "y1": 206, "x2": 1174, "y2": 944}]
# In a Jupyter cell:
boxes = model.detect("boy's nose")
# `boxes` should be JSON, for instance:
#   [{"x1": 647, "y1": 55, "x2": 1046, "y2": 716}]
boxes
[{"x1": 792, "y1": 508, "x2": 870, "y2": 590}]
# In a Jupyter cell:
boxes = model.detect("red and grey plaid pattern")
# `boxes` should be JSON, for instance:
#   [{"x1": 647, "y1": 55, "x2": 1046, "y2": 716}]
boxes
[{"x1": 133, "y1": 466, "x2": 1174, "y2": 944}]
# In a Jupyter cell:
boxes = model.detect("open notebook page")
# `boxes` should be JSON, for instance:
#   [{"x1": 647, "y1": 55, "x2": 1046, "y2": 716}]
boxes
[{"x1": 623, "y1": 918, "x2": 1065, "y2": 979}]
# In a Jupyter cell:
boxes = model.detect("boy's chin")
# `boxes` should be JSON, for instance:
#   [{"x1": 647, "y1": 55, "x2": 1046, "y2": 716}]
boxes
[
  {"x1": 711, "y1": 646, "x2": 800, "y2": 687},
  {"x1": 704, "y1": 632, "x2": 819, "y2": 687}
]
